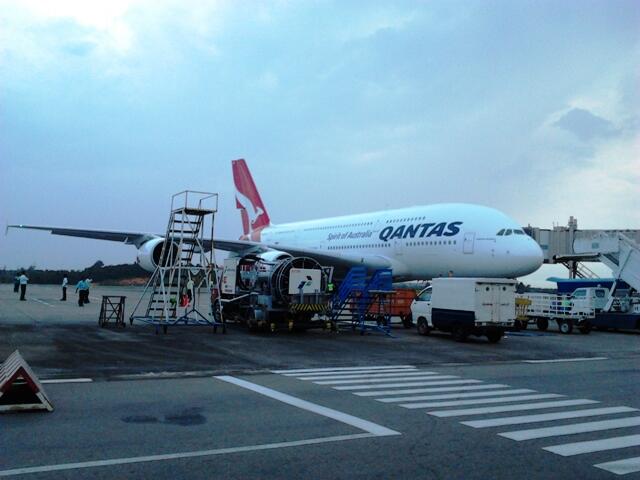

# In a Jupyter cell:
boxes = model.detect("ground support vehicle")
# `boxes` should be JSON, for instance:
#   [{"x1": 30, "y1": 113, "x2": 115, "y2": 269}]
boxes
[
  {"x1": 518, "y1": 292, "x2": 594, "y2": 334},
  {"x1": 411, "y1": 278, "x2": 516, "y2": 343},
  {"x1": 215, "y1": 255, "x2": 331, "y2": 332},
  {"x1": 366, "y1": 288, "x2": 417, "y2": 328},
  {"x1": 570, "y1": 231, "x2": 640, "y2": 332},
  {"x1": 590, "y1": 295, "x2": 640, "y2": 331},
  {"x1": 592, "y1": 310, "x2": 640, "y2": 331}
]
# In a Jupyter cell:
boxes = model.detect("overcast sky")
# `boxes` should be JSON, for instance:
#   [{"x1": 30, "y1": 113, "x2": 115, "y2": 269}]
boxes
[{"x1": 1, "y1": 0, "x2": 638, "y2": 286}]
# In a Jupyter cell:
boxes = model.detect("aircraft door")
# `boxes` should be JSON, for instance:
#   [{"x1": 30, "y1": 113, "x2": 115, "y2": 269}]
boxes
[
  {"x1": 394, "y1": 239, "x2": 404, "y2": 257},
  {"x1": 463, "y1": 232, "x2": 475, "y2": 254}
]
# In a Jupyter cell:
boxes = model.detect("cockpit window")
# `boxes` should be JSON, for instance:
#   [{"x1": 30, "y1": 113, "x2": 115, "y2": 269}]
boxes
[
  {"x1": 505, "y1": 229, "x2": 513, "y2": 235},
  {"x1": 514, "y1": 229, "x2": 525, "y2": 235},
  {"x1": 497, "y1": 229, "x2": 505, "y2": 236}
]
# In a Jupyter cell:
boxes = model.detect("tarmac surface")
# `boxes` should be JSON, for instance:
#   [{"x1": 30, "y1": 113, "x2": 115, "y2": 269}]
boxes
[{"x1": 1, "y1": 284, "x2": 639, "y2": 479}]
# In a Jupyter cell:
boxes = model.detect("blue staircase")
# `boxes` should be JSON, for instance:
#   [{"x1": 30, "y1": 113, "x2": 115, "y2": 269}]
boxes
[
  {"x1": 331, "y1": 267, "x2": 367, "y2": 322},
  {"x1": 331, "y1": 267, "x2": 395, "y2": 336},
  {"x1": 365, "y1": 268, "x2": 393, "y2": 292}
]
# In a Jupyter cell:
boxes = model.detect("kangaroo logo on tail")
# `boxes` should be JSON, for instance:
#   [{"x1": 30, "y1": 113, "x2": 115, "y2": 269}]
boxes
[{"x1": 232, "y1": 159, "x2": 271, "y2": 241}]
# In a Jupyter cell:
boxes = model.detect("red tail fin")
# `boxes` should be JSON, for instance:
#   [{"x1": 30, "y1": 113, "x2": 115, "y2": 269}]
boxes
[{"x1": 232, "y1": 159, "x2": 270, "y2": 239}]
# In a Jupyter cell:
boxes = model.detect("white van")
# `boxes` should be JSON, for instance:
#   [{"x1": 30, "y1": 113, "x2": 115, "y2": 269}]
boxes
[{"x1": 411, "y1": 278, "x2": 516, "y2": 343}]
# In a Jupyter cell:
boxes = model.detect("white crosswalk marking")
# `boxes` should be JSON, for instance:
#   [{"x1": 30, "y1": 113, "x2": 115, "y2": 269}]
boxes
[
  {"x1": 298, "y1": 371, "x2": 439, "y2": 381},
  {"x1": 276, "y1": 364, "x2": 640, "y2": 475},
  {"x1": 544, "y1": 434, "x2": 640, "y2": 456},
  {"x1": 500, "y1": 416, "x2": 640, "y2": 441},
  {"x1": 595, "y1": 456, "x2": 640, "y2": 475},
  {"x1": 355, "y1": 384, "x2": 510, "y2": 397},
  {"x1": 462, "y1": 407, "x2": 639, "y2": 428},
  {"x1": 334, "y1": 379, "x2": 482, "y2": 391},
  {"x1": 315, "y1": 375, "x2": 457, "y2": 385},
  {"x1": 273, "y1": 365, "x2": 416, "y2": 374},
  {"x1": 402, "y1": 394, "x2": 563, "y2": 409},
  {"x1": 428, "y1": 399, "x2": 599, "y2": 418},
  {"x1": 377, "y1": 389, "x2": 536, "y2": 403}
]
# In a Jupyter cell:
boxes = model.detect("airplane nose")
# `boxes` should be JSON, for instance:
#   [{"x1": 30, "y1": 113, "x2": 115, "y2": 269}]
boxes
[{"x1": 523, "y1": 240, "x2": 544, "y2": 273}]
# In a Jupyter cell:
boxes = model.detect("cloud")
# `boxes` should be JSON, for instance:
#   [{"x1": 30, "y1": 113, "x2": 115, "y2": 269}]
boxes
[{"x1": 553, "y1": 107, "x2": 619, "y2": 141}]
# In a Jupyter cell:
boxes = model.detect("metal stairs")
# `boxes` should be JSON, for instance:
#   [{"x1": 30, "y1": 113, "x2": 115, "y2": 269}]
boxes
[
  {"x1": 330, "y1": 267, "x2": 395, "y2": 336},
  {"x1": 130, "y1": 191, "x2": 225, "y2": 334}
]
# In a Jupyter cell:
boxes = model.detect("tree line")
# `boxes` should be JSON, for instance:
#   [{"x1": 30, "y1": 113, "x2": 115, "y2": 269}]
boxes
[{"x1": 0, "y1": 261, "x2": 150, "y2": 285}]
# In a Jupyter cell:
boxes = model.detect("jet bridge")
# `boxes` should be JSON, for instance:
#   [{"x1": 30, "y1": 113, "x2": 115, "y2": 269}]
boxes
[
  {"x1": 573, "y1": 232, "x2": 640, "y2": 311},
  {"x1": 524, "y1": 216, "x2": 640, "y2": 279}
]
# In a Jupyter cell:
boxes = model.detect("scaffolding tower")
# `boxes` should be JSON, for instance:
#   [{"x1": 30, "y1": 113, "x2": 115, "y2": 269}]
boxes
[{"x1": 130, "y1": 191, "x2": 224, "y2": 334}]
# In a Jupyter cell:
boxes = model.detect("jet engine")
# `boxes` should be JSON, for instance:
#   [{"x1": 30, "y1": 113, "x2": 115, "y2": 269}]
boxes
[{"x1": 136, "y1": 238, "x2": 179, "y2": 272}]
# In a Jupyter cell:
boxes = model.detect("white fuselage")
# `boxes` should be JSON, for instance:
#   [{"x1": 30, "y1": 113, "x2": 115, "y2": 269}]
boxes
[{"x1": 258, "y1": 203, "x2": 543, "y2": 281}]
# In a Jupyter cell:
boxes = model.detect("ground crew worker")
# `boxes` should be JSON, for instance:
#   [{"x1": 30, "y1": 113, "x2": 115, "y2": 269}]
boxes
[
  {"x1": 61, "y1": 274, "x2": 68, "y2": 301},
  {"x1": 13, "y1": 274, "x2": 19, "y2": 293},
  {"x1": 18, "y1": 271, "x2": 28, "y2": 301},
  {"x1": 75, "y1": 279, "x2": 88, "y2": 307},
  {"x1": 84, "y1": 278, "x2": 92, "y2": 303},
  {"x1": 186, "y1": 278, "x2": 194, "y2": 304}
]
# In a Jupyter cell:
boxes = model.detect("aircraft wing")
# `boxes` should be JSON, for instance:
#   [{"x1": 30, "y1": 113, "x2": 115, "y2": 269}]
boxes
[
  {"x1": 6, "y1": 224, "x2": 159, "y2": 248},
  {"x1": 8, "y1": 224, "x2": 394, "y2": 273}
]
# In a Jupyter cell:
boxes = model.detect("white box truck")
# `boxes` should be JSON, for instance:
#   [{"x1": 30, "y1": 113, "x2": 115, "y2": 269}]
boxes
[{"x1": 411, "y1": 278, "x2": 516, "y2": 343}]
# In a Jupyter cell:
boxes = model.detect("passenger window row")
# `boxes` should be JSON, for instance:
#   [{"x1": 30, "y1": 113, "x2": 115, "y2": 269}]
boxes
[
  {"x1": 304, "y1": 222, "x2": 374, "y2": 231},
  {"x1": 386, "y1": 216, "x2": 427, "y2": 224},
  {"x1": 327, "y1": 240, "x2": 457, "y2": 250}
]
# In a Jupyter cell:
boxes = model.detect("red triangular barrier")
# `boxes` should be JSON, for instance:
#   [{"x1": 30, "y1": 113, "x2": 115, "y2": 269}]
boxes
[{"x1": 0, "y1": 350, "x2": 53, "y2": 412}]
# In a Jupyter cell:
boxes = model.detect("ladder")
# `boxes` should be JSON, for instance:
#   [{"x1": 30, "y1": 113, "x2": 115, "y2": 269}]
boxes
[{"x1": 130, "y1": 191, "x2": 225, "y2": 334}]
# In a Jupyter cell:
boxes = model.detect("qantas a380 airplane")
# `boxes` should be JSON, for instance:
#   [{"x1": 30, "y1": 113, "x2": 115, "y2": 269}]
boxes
[{"x1": 9, "y1": 159, "x2": 543, "y2": 281}]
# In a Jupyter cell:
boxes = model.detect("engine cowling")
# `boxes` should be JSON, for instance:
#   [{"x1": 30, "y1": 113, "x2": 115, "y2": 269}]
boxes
[
  {"x1": 136, "y1": 238, "x2": 179, "y2": 272},
  {"x1": 257, "y1": 250, "x2": 292, "y2": 262}
]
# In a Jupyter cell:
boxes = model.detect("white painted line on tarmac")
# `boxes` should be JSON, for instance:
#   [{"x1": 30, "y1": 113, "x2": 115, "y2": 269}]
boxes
[
  {"x1": 462, "y1": 407, "x2": 639, "y2": 428},
  {"x1": 297, "y1": 370, "x2": 438, "y2": 381},
  {"x1": 355, "y1": 384, "x2": 510, "y2": 397},
  {"x1": 315, "y1": 375, "x2": 456, "y2": 385},
  {"x1": 41, "y1": 378, "x2": 93, "y2": 384},
  {"x1": 273, "y1": 365, "x2": 416, "y2": 374},
  {"x1": 293, "y1": 368, "x2": 419, "y2": 378},
  {"x1": 522, "y1": 357, "x2": 608, "y2": 364},
  {"x1": 429, "y1": 399, "x2": 599, "y2": 418},
  {"x1": 377, "y1": 389, "x2": 536, "y2": 403},
  {"x1": 32, "y1": 298, "x2": 53, "y2": 307},
  {"x1": 500, "y1": 416, "x2": 640, "y2": 441},
  {"x1": 215, "y1": 375, "x2": 400, "y2": 437},
  {"x1": 402, "y1": 393, "x2": 563, "y2": 409},
  {"x1": 595, "y1": 456, "x2": 640, "y2": 475},
  {"x1": 0, "y1": 433, "x2": 374, "y2": 477},
  {"x1": 544, "y1": 434, "x2": 640, "y2": 457},
  {"x1": 334, "y1": 379, "x2": 482, "y2": 391}
]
